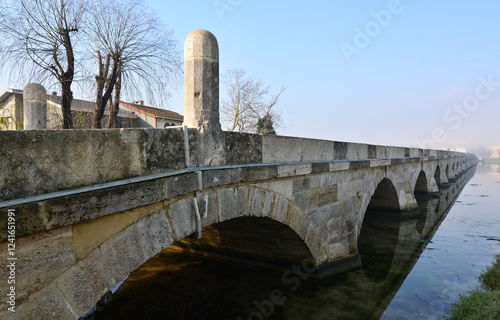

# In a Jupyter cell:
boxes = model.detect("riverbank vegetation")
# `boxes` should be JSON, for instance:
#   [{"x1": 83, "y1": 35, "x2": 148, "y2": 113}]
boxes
[{"x1": 448, "y1": 252, "x2": 500, "y2": 320}]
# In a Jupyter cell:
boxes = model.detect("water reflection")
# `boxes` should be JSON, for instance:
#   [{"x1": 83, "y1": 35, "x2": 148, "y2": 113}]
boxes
[
  {"x1": 93, "y1": 167, "x2": 476, "y2": 320},
  {"x1": 352, "y1": 166, "x2": 476, "y2": 319}
]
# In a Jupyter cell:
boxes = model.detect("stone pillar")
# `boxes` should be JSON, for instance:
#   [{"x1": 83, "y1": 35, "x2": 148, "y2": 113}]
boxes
[
  {"x1": 184, "y1": 29, "x2": 225, "y2": 166},
  {"x1": 23, "y1": 83, "x2": 47, "y2": 130}
]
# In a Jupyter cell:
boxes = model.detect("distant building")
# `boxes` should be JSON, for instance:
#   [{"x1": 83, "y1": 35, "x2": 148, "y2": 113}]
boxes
[
  {"x1": 0, "y1": 88, "x2": 183, "y2": 130},
  {"x1": 120, "y1": 101, "x2": 183, "y2": 128},
  {"x1": 489, "y1": 144, "x2": 500, "y2": 158},
  {"x1": 0, "y1": 89, "x2": 23, "y2": 130},
  {"x1": 449, "y1": 146, "x2": 468, "y2": 153}
]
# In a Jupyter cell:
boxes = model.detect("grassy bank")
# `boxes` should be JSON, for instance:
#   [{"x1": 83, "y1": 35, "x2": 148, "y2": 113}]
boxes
[{"x1": 448, "y1": 253, "x2": 500, "y2": 320}]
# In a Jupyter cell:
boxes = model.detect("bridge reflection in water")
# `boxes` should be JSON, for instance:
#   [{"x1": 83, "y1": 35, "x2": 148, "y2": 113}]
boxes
[{"x1": 93, "y1": 166, "x2": 476, "y2": 320}]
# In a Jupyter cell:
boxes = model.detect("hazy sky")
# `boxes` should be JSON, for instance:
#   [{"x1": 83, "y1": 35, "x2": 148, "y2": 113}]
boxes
[{"x1": 3, "y1": 1, "x2": 500, "y2": 150}]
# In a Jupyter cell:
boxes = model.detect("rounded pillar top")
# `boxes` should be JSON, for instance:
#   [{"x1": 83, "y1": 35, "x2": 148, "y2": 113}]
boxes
[
  {"x1": 185, "y1": 29, "x2": 219, "y2": 60},
  {"x1": 23, "y1": 83, "x2": 47, "y2": 101}
]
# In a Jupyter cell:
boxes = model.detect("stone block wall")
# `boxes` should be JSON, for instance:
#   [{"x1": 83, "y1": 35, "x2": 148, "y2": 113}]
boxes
[
  {"x1": 0, "y1": 128, "x2": 198, "y2": 201},
  {"x1": 0, "y1": 127, "x2": 470, "y2": 201}
]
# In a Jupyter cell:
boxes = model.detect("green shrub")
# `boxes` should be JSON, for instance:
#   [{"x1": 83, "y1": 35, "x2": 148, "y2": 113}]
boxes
[{"x1": 448, "y1": 289, "x2": 500, "y2": 320}]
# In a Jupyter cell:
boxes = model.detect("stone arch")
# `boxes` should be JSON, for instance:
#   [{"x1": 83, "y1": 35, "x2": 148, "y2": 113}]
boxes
[
  {"x1": 160, "y1": 185, "x2": 322, "y2": 270},
  {"x1": 17, "y1": 185, "x2": 319, "y2": 319},
  {"x1": 357, "y1": 177, "x2": 401, "y2": 282},
  {"x1": 414, "y1": 171, "x2": 428, "y2": 195},
  {"x1": 363, "y1": 177, "x2": 401, "y2": 215},
  {"x1": 195, "y1": 186, "x2": 320, "y2": 261},
  {"x1": 177, "y1": 216, "x2": 313, "y2": 267},
  {"x1": 445, "y1": 164, "x2": 450, "y2": 180},
  {"x1": 434, "y1": 165, "x2": 442, "y2": 185},
  {"x1": 357, "y1": 173, "x2": 409, "y2": 224}
]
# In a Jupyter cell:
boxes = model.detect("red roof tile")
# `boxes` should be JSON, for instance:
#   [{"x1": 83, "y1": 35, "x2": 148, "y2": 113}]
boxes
[{"x1": 120, "y1": 101, "x2": 183, "y2": 121}]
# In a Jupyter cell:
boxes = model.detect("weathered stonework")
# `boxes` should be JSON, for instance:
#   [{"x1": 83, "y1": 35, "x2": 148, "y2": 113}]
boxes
[
  {"x1": 0, "y1": 128, "x2": 198, "y2": 202},
  {"x1": 23, "y1": 83, "x2": 47, "y2": 130},
  {"x1": 0, "y1": 226, "x2": 75, "y2": 312},
  {"x1": 183, "y1": 29, "x2": 225, "y2": 166}
]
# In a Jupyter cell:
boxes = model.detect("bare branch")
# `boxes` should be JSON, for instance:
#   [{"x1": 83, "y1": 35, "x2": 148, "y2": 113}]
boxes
[
  {"x1": 86, "y1": 0, "x2": 182, "y2": 127},
  {"x1": 221, "y1": 68, "x2": 286, "y2": 134},
  {"x1": 0, "y1": 0, "x2": 85, "y2": 129}
]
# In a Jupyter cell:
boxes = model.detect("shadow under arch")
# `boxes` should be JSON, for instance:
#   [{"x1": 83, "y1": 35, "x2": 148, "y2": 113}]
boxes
[
  {"x1": 91, "y1": 216, "x2": 316, "y2": 320},
  {"x1": 71, "y1": 185, "x2": 320, "y2": 320},
  {"x1": 357, "y1": 178, "x2": 401, "y2": 282},
  {"x1": 414, "y1": 171, "x2": 428, "y2": 195},
  {"x1": 435, "y1": 165, "x2": 442, "y2": 185},
  {"x1": 160, "y1": 184, "x2": 322, "y2": 268},
  {"x1": 365, "y1": 178, "x2": 401, "y2": 214},
  {"x1": 174, "y1": 216, "x2": 314, "y2": 269}
]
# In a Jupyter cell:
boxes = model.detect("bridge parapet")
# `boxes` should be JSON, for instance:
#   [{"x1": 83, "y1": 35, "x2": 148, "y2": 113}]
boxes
[
  {"x1": 0, "y1": 143, "x2": 478, "y2": 244},
  {"x1": 0, "y1": 128, "x2": 473, "y2": 203}
]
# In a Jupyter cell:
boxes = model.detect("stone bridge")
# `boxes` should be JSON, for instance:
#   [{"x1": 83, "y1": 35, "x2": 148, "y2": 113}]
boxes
[
  {"x1": 291, "y1": 166, "x2": 476, "y2": 319},
  {"x1": 0, "y1": 30, "x2": 478, "y2": 319}
]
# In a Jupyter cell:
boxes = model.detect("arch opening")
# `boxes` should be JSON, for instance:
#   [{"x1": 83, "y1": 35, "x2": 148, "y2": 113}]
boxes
[
  {"x1": 445, "y1": 164, "x2": 450, "y2": 180},
  {"x1": 434, "y1": 166, "x2": 442, "y2": 185},
  {"x1": 365, "y1": 178, "x2": 401, "y2": 214},
  {"x1": 91, "y1": 217, "x2": 314, "y2": 320},
  {"x1": 175, "y1": 217, "x2": 314, "y2": 269},
  {"x1": 357, "y1": 178, "x2": 401, "y2": 282},
  {"x1": 414, "y1": 171, "x2": 428, "y2": 195}
]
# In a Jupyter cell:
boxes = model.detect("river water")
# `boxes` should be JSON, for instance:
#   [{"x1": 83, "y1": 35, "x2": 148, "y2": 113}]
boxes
[{"x1": 93, "y1": 164, "x2": 500, "y2": 320}]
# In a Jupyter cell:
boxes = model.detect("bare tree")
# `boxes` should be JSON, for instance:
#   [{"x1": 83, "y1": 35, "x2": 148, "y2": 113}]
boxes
[
  {"x1": 90, "y1": 50, "x2": 120, "y2": 128},
  {"x1": 0, "y1": 0, "x2": 85, "y2": 129},
  {"x1": 86, "y1": 0, "x2": 182, "y2": 128},
  {"x1": 221, "y1": 68, "x2": 285, "y2": 134}
]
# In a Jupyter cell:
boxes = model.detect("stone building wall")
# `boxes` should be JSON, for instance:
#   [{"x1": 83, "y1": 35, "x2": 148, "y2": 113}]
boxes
[{"x1": 0, "y1": 93, "x2": 23, "y2": 130}]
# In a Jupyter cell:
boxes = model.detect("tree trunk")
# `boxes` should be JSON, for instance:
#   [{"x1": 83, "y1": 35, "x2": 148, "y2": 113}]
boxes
[
  {"x1": 92, "y1": 57, "x2": 120, "y2": 129},
  {"x1": 61, "y1": 80, "x2": 73, "y2": 129},
  {"x1": 60, "y1": 27, "x2": 76, "y2": 130},
  {"x1": 92, "y1": 52, "x2": 109, "y2": 129},
  {"x1": 107, "y1": 70, "x2": 122, "y2": 128}
]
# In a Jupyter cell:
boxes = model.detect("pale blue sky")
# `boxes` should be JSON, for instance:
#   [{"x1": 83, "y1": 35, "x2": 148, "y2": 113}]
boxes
[
  {"x1": 146, "y1": 0, "x2": 500, "y2": 150},
  {"x1": 3, "y1": 1, "x2": 500, "y2": 150}
]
